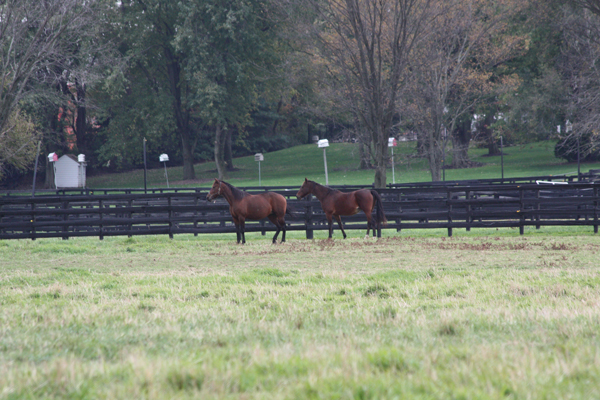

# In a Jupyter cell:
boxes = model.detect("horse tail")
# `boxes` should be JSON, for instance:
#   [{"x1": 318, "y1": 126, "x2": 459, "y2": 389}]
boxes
[
  {"x1": 285, "y1": 204, "x2": 298, "y2": 220},
  {"x1": 371, "y1": 190, "x2": 388, "y2": 226}
]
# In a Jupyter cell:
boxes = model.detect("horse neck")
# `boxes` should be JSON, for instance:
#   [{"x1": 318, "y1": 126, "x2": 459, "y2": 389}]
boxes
[
  {"x1": 310, "y1": 182, "x2": 331, "y2": 201},
  {"x1": 218, "y1": 182, "x2": 237, "y2": 205}
]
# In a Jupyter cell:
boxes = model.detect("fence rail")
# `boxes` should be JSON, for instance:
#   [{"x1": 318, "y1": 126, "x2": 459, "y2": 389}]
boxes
[{"x1": 1, "y1": 180, "x2": 599, "y2": 240}]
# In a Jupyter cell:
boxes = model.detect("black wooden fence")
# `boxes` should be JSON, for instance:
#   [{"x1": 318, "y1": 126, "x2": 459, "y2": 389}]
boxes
[{"x1": 1, "y1": 180, "x2": 598, "y2": 240}]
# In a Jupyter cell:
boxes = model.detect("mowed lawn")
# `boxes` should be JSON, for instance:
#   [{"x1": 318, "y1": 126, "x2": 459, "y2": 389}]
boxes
[
  {"x1": 1, "y1": 230, "x2": 599, "y2": 399},
  {"x1": 86, "y1": 140, "x2": 600, "y2": 189}
]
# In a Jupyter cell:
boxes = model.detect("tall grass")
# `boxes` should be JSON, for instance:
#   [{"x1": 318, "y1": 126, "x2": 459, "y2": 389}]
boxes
[{"x1": 1, "y1": 232, "x2": 599, "y2": 399}]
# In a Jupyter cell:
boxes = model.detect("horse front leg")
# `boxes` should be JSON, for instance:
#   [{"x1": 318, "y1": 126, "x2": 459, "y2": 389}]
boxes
[
  {"x1": 334, "y1": 215, "x2": 346, "y2": 239},
  {"x1": 240, "y1": 218, "x2": 246, "y2": 244},
  {"x1": 232, "y1": 216, "x2": 242, "y2": 244},
  {"x1": 326, "y1": 214, "x2": 334, "y2": 239}
]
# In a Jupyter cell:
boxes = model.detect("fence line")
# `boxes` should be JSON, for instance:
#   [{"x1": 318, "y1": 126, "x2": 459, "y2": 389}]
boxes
[{"x1": 1, "y1": 181, "x2": 599, "y2": 240}]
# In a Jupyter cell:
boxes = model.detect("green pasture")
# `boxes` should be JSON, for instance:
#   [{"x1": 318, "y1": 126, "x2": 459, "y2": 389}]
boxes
[
  {"x1": 1, "y1": 229, "x2": 599, "y2": 399},
  {"x1": 87, "y1": 140, "x2": 600, "y2": 189}
]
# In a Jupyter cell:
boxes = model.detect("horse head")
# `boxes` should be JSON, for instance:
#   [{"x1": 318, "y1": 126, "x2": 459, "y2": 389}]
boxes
[
  {"x1": 206, "y1": 178, "x2": 222, "y2": 202},
  {"x1": 296, "y1": 178, "x2": 312, "y2": 199}
]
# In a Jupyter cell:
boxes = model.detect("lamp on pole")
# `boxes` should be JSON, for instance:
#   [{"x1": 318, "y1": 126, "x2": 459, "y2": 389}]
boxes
[
  {"x1": 388, "y1": 137, "x2": 397, "y2": 184},
  {"x1": 159, "y1": 154, "x2": 169, "y2": 188},
  {"x1": 317, "y1": 139, "x2": 329, "y2": 185},
  {"x1": 254, "y1": 153, "x2": 264, "y2": 186}
]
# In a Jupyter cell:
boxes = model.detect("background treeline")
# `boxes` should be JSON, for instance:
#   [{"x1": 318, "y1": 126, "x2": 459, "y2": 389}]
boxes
[{"x1": 1, "y1": 0, "x2": 600, "y2": 189}]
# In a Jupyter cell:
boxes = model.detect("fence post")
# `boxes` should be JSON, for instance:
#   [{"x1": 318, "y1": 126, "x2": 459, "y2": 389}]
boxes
[
  {"x1": 594, "y1": 186, "x2": 598, "y2": 234},
  {"x1": 168, "y1": 195, "x2": 173, "y2": 239},
  {"x1": 396, "y1": 192, "x2": 402, "y2": 233},
  {"x1": 128, "y1": 198, "x2": 133, "y2": 238},
  {"x1": 519, "y1": 188, "x2": 525, "y2": 235},
  {"x1": 465, "y1": 190, "x2": 471, "y2": 232},
  {"x1": 99, "y1": 199, "x2": 104, "y2": 240},
  {"x1": 536, "y1": 189, "x2": 541, "y2": 230},
  {"x1": 62, "y1": 200, "x2": 69, "y2": 240},
  {"x1": 193, "y1": 192, "x2": 199, "y2": 237},
  {"x1": 447, "y1": 190, "x2": 453, "y2": 237},
  {"x1": 305, "y1": 195, "x2": 314, "y2": 239},
  {"x1": 30, "y1": 202, "x2": 36, "y2": 240}
]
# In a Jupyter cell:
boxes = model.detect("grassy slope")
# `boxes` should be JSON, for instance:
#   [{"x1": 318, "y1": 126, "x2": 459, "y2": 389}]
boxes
[
  {"x1": 1, "y1": 234, "x2": 599, "y2": 399},
  {"x1": 86, "y1": 140, "x2": 600, "y2": 189}
]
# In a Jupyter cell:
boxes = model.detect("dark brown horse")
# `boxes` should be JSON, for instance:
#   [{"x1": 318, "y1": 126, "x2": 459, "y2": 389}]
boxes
[
  {"x1": 206, "y1": 179, "x2": 289, "y2": 244},
  {"x1": 296, "y1": 178, "x2": 387, "y2": 239}
]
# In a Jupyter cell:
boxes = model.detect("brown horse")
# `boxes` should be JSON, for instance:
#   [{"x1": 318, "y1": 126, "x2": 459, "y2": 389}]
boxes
[
  {"x1": 296, "y1": 178, "x2": 387, "y2": 239},
  {"x1": 206, "y1": 179, "x2": 289, "y2": 244}
]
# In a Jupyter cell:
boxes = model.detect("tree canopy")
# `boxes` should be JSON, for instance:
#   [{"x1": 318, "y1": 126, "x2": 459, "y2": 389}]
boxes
[{"x1": 2, "y1": 0, "x2": 600, "y2": 187}]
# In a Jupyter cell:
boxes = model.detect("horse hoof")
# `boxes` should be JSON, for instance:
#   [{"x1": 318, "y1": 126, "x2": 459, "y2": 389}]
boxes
[{"x1": 364, "y1": 235, "x2": 369, "y2": 239}]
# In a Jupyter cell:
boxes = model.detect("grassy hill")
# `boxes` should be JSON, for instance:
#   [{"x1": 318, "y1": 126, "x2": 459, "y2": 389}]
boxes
[{"x1": 86, "y1": 140, "x2": 600, "y2": 189}]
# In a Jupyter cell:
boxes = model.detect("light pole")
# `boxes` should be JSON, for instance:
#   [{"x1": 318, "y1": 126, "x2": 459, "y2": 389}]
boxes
[
  {"x1": 143, "y1": 137, "x2": 147, "y2": 193},
  {"x1": 31, "y1": 141, "x2": 42, "y2": 196},
  {"x1": 441, "y1": 127, "x2": 448, "y2": 182},
  {"x1": 388, "y1": 137, "x2": 397, "y2": 184},
  {"x1": 159, "y1": 154, "x2": 169, "y2": 188},
  {"x1": 47, "y1": 152, "x2": 58, "y2": 189},
  {"x1": 254, "y1": 153, "x2": 264, "y2": 186},
  {"x1": 500, "y1": 136, "x2": 504, "y2": 181},
  {"x1": 566, "y1": 120, "x2": 579, "y2": 180},
  {"x1": 317, "y1": 139, "x2": 329, "y2": 185}
]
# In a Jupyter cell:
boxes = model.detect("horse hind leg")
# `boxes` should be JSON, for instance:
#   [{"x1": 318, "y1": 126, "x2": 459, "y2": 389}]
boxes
[
  {"x1": 334, "y1": 215, "x2": 347, "y2": 239},
  {"x1": 268, "y1": 215, "x2": 284, "y2": 244},
  {"x1": 364, "y1": 213, "x2": 373, "y2": 239},
  {"x1": 279, "y1": 216, "x2": 286, "y2": 243}
]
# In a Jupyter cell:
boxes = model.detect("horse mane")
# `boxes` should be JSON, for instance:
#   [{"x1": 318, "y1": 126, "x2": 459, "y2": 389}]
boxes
[
  {"x1": 308, "y1": 180, "x2": 336, "y2": 195},
  {"x1": 222, "y1": 181, "x2": 250, "y2": 200}
]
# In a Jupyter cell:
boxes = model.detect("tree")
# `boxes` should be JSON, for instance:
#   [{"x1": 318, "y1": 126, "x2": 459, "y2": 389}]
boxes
[
  {"x1": 0, "y1": 0, "x2": 96, "y2": 182},
  {"x1": 407, "y1": 0, "x2": 526, "y2": 181},
  {"x1": 176, "y1": 0, "x2": 283, "y2": 180},
  {"x1": 304, "y1": 0, "x2": 432, "y2": 188},
  {"x1": 101, "y1": 0, "x2": 198, "y2": 180},
  {"x1": 558, "y1": 2, "x2": 600, "y2": 158}
]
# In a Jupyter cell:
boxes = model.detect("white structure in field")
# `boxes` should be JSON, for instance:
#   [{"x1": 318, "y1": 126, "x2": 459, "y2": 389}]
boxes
[{"x1": 54, "y1": 154, "x2": 87, "y2": 188}]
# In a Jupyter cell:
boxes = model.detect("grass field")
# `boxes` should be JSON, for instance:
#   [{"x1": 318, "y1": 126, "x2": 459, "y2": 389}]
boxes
[
  {"x1": 86, "y1": 140, "x2": 600, "y2": 189},
  {"x1": 1, "y1": 227, "x2": 600, "y2": 399}
]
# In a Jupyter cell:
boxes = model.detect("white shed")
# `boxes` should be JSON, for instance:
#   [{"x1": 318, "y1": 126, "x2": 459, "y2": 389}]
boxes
[{"x1": 54, "y1": 154, "x2": 86, "y2": 188}]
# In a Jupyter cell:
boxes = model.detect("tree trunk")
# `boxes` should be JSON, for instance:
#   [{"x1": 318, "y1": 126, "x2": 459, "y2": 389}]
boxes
[
  {"x1": 480, "y1": 112, "x2": 500, "y2": 156},
  {"x1": 359, "y1": 139, "x2": 372, "y2": 169},
  {"x1": 225, "y1": 125, "x2": 234, "y2": 171},
  {"x1": 373, "y1": 131, "x2": 387, "y2": 188},
  {"x1": 271, "y1": 97, "x2": 283, "y2": 135},
  {"x1": 73, "y1": 79, "x2": 87, "y2": 157},
  {"x1": 44, "y1": 141, "x2": 55, "y2": 189},
  {"x1": 426, "y1": 130, "x2": 443, "y2": 181},
  {"x1": 166, "y1": 57, "x2": 195, "y2": 180},
  {"x1": 214, "y1": 124, "x2": 227, "y2": 180},
  {"x1": 451, "y1": 116, "x2": 473, "y2": 168},
  {"x1": 416, "y1": 131, "x2": 427, "y2": 157}
]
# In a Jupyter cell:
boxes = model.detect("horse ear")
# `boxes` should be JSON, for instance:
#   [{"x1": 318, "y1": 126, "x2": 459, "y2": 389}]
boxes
[
  {"x1": 304, "y1": 178, "x2": 308, "y2": 182},
  {"x1": 214, "y1": 178, "x2": 219, "y2": 183}
]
